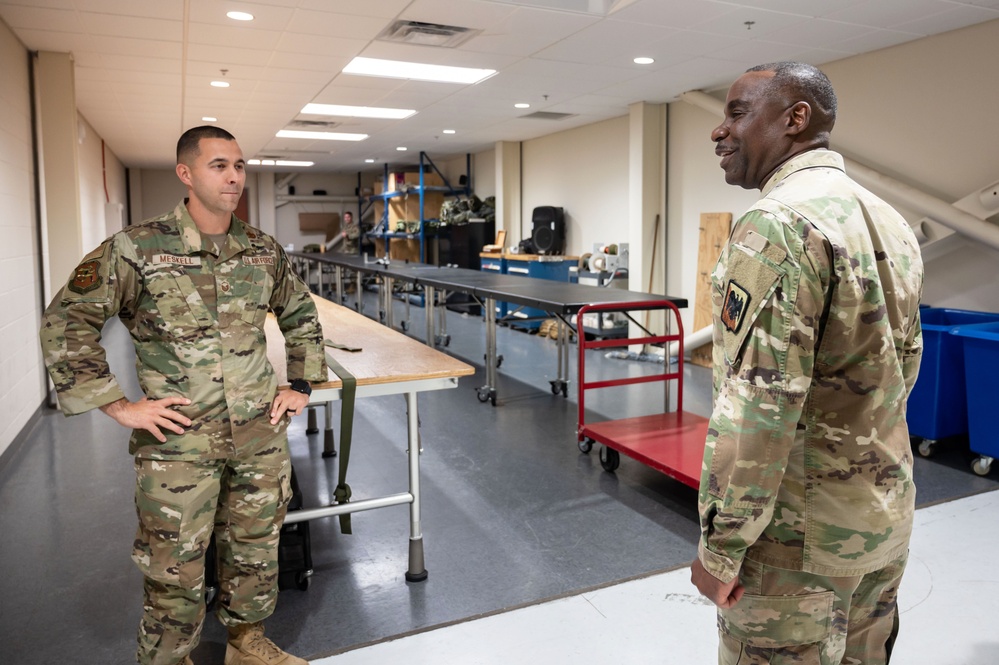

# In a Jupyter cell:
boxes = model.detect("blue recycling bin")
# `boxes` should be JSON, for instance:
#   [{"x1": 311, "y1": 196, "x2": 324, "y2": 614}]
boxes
[
  {"x1": 951, "y1": 321, "x2": 999, "y2": 466},
  {"x1": 907, "y1": 308, "x2": 999, "y2": 440}
]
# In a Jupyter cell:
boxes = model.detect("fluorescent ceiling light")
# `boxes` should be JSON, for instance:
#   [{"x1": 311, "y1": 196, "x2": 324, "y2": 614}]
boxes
[
  {"x1": 202, "y1": 116, "x2": 217, "y2": 122},
  {"x1": 210, "y1": 81, "x2": 230, "y2": 88},
  {"x1": 396, "y1": 147, "x2": 408, "y2": 151},
  {"x1": 442, "y1": 129, "x2": 456, "y2": 134},
  {"x1": 343, "y1": 56, "x2": 495, "y2": 85},
  {"x1": 276, "y1": 129, "x2": 368, "y2": 141},
  {"x1": 514, "y1": 103, "x2": 530, "y2": 109},
  {"x1": 301, "y1": 103, "x2": 416, "y2": 120},
  {"x1": 634, "y1": 57, "x2": 654, "y2": 65},
  {"x1": 226, "y1": 11, "x2": 254, "y2": 21},
  {"x1": 247, "y1": 159, "x2": 314, "y2": 167},
  {"x1": 365, "y1": 159, "x2": 376, "y2": 163}
]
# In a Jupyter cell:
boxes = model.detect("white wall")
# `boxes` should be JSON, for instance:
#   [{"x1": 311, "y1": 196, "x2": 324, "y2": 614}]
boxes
[
  {"x1": 665, "y1": 18, "x2": 999, "y2": 332},
  {"x1": 0, "y1": 19, "x2": 46, "y2": 458},
  {"x1": 77, "y1": 113, "x2": 127, "y2": 251},
  {"x1": 821, "y1": 19, "x2": 999, "y2": 311},
  {"x1": 521, "y1": 116, "x2": 630, "y2": 256},
  {"x1": 272, "y1": 171, "x2": 358, "y2": 250}
]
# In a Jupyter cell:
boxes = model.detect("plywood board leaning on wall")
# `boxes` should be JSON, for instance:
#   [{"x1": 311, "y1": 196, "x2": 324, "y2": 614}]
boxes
[{"x1": 690, "y1": 212, "x2": 732, "y2": 368}]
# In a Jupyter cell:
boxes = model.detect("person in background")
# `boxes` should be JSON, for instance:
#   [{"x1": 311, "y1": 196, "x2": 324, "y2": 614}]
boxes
[
  {"x1": 40, "y1": 125, "x2": 327, "y2": 665},
  {"x1": 690, "y1": 62, "x2": 923, "y2": 664},
  {"x1": 337, "y1": 210, "x2": 360, "y2": 254}
]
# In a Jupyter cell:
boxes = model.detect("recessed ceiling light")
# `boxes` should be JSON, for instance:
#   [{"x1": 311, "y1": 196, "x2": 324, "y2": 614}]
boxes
[
  {"x1": 396, "y1": 147, "x2": 408, "y2": 151},
  {"x1": 365, "y1": 158, "x2": 376, "y2": 163},
  {"x1": 442, "y1": 129, "x2": 456, "y2": 134},
  {"x1": 202, "y1": 116, "x2": 217, "y2": 122},
  {"x1": 514, "y1": 103, "x2": 530, "y2": 109},
  {"x1": 343, "y1": 56, "x2": 496, "y2": 85},
  {"x1": 226, "y1": 11, "x2": 254, "y2": 21},
  {"x1": 276, "y1": 129, "x2": 368, "y2": 141},
  {"x1": 634, "y1": 56, "x2": 655, "y2": 65},
  {"x1": 301, "y1": 103, "x2": 417, "y2": 120},
  {"x1": 210, "y1": 81, "x2": 230, "y2": 88}
]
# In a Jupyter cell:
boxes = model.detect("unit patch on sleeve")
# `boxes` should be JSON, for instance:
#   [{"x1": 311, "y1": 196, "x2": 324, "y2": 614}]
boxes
[
  {"x1": 720, "y1": 280, "x2": 751, "y2": 333},
  {"x1": 69, "y1": 260, "x2": 102, "y2": 294}
]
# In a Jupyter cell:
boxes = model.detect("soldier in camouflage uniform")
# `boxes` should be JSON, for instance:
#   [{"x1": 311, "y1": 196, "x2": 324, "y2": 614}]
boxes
[
  {"x1": 40, "y1": 126, "x2": 327, "y2": 665},
  {"x1": 337, "y1": 210, "x2": 360, "y2": 255},
  {"x1": 690, "y1": 63, "x2": 923, "y2": 665}
]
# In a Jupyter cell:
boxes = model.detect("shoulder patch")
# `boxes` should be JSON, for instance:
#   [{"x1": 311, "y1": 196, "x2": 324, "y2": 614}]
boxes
[
  {"x1": 720, "y1": 280, "x2": 750, "y2": 333},
  {"x1": 68, "y1": 260, "x2": 102, "y2": 294}
]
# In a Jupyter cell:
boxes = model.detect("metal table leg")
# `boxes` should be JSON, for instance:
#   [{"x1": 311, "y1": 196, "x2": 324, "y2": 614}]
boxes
[
  {"x1": 424, "y1": 285, "x2": 436, "y2": 347},
  {"x1": 355, "y1": 270, "x2": 363, "y2": 314},
  {"x1": 334, "y1": 266, "x2": 344, "y2": 304},
  {"x1": 404, "y1": 391, "x2": 427, "y2": 582},
  {"x1": 384, "y1": 277, "x2": 395, "y2": 329},
  {"x1": 322, "y1": 401, "x2": 336, "y2": 458},
  {"x1": 477, "y1": 297, "x2": 498, "y2": 406}
]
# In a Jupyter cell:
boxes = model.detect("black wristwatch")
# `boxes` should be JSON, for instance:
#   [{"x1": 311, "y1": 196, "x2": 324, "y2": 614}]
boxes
[{"x1": 289, "y1": 379, "x2": 312, "y2": 397}]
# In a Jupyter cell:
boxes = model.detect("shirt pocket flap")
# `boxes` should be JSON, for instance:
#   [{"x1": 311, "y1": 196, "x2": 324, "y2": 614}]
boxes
[{"x1": 719, "y1": 590, "x2": 835, "y2": 648}]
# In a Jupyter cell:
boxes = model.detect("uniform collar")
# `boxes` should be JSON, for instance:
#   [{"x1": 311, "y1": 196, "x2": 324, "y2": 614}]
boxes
[
  {"x1": 761, "y1": 149, "x2": 845, "y2": 197},
  {"x1": 173, "y1": 199, "x2": 254, "y2": 259}
]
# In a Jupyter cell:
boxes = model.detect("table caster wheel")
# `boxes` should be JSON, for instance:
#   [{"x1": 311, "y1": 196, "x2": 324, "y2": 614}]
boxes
[
  {"x1": 917, "y1": 439, "x2": 936, "y2": 458},
  {"x1": 600, "y1": 446, "x2": 620, "y2": 472},
  {"x1": 971, "y1": 456, "x2": 993, "y2": 476},
  {"x1": 578, "y1": 438, "x2": 593, "y2": 454}
]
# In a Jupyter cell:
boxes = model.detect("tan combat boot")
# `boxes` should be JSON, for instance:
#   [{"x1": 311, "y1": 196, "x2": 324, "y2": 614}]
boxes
[{"x1": 225, "y1": 623, "x2": 307, "y2": 665}]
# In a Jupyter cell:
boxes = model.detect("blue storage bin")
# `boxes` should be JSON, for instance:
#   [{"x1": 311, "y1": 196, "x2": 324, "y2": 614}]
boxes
[
  {"x1": 907, "y1": 308, "x2": 999, "y2": 440},
  {"x1": 951, "y1": 321, "x2": 999, "y2": 459}
]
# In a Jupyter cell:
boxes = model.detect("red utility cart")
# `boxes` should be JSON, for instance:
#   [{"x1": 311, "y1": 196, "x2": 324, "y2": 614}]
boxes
[{"x1": 576, "y1": 301, "x2": 709, "y2": 488}]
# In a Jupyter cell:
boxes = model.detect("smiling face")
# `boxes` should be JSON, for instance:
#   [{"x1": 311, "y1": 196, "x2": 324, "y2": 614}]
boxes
[
  {"x1": 711, "y1": 70, "x2": 796, "y2": 190},
  {"x1": 175, "y1": 137, "x2": 246, "y2": 220}
]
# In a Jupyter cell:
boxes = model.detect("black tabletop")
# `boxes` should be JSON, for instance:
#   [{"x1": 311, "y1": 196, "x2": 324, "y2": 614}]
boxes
[{"x1": 290, "y1": 252, "x2": 687, "y2": 314}]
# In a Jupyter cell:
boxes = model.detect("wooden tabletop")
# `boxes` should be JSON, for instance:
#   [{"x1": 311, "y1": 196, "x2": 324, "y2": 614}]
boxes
[{"x1": 266, "y1": 295, "x2": 474, "y2": 390}]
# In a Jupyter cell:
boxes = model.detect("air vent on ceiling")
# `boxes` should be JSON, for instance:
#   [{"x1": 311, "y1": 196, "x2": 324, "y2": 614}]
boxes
[
  {"x1": 288, "y1": 119, "x2": 340, "y2": 129},
  {"x1": 519, "y1": 111, "x2": 576, "y2": 121},
  {"x1": 377, "y1": 20, "x2": 482, "y2": 48}
]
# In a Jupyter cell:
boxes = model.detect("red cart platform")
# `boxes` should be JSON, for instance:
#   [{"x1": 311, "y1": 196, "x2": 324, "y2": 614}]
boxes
[{"x1": 576, "y1": 301, "x2": 709, "y2": 488}]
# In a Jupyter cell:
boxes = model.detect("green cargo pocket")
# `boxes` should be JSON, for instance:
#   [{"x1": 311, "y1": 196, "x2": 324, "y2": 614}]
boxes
[{"x1": 719, "y1": 590, "x2": 835, "y2": 648}]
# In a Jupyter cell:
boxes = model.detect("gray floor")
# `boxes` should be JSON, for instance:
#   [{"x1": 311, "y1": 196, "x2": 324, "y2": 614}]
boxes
[{"x1": 2, "y1": 289, "x2": 995, "y2": 664}]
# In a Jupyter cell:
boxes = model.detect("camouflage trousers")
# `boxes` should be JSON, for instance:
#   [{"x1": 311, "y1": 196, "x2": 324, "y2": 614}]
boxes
[
  {"x1": 717, "y1": 553, "x2": 907, "y2": 665},
  {"x1": 131, "y1": 443, "x2": 293, "y2": 665}
]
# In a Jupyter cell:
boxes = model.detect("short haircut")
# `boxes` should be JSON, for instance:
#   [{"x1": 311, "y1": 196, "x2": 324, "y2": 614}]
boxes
[
  {"x1": 747, "y1": 61, "x2": 837, "y2": 131},
  {"x1": 177, "y1": 125, "x2": 237, "y2": 164}
]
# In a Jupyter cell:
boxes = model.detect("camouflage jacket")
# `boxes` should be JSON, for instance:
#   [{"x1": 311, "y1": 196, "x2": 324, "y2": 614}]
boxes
[
  {"x1": 40, "y1": 201, "x2": 328, "y2": 460},
  {"x1": 698, "y1": 150, "x2": 924, "y2": 581}
]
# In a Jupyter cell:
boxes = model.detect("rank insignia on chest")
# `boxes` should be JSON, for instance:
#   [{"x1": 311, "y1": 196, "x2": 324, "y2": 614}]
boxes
[
  {"x1": 721, "y1": 280, "x2": 750, "y2": 333},
  {"x1": 69, "y1": 260, "x2": 102, "y2": 294}
]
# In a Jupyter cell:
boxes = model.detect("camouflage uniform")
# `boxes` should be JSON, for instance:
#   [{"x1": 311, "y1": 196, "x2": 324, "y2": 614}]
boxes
[
  {"x1": 338, "y1": 216, "x2": 360, "y2": 255},
  {"x1": 40, "y1": 201, "x2": 327, "y2": 664},
  {"x1": 698, "y1": 150, "x2": 923, "y2": 663}
]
